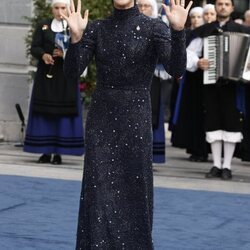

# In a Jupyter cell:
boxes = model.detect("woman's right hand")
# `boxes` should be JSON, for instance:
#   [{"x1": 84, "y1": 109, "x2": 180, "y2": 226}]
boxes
[
  {"x1": 42, "y1": 53, "x2": 55, "y2": 65},
  {"x1": 60, "y1": 0, "x2": 89, "y2": 44}
]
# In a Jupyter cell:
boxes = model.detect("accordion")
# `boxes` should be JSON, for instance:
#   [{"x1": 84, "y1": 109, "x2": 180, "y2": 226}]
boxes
[{"x1": 203, "y1": 32, "x2": 250, "y2": 84}]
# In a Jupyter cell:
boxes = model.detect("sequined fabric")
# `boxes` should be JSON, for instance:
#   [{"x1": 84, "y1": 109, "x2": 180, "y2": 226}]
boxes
[{"x1": 64, "y1": 5, "x2": 186, "y2": 250}]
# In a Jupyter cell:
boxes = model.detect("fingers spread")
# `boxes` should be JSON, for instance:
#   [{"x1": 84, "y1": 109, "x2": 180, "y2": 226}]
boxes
[
  {"x1": 162, "y1": 4, "x2": 170, "y2": 16},
  {"x1": 59, "y1": 10, "x2": 68, "y2": 21},
  {"x1": 70, "y1": 0, "x2": 75, "y2": 13},
  {"x1": 67, "y1": 4, "x2": 71, "y2": 16},
  {"x1": 169, "y1": 0, "x2": 175, "y2": 7},
  {"x1": 77, "y1": 0, "x2": 81, "y2": 14},
  {"x1": 84, "y1": 9, "x2": 89, "y2": 20},
  {"x1": 186, "y1": 1, "x2": 193, "y2": 11}
]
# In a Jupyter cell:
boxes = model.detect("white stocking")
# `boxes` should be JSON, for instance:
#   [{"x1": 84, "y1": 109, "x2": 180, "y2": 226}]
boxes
[
  {"x1": 222, "y1": 142, "x2": 236, "y2": 170},
  {"x1": 210, "y1": 141, "x2": 222, "y2": 169}
]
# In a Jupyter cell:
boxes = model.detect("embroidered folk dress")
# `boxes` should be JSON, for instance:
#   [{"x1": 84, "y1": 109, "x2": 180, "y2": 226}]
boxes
[
  {"x1": 64, "y1": 5, "x2": 186, "y2": 250},
  {"x1": 24, "y1": 19, "x2": 84, "y2": 156}
]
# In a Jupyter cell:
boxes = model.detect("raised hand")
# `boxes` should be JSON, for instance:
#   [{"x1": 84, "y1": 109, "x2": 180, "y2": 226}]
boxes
[
  {"x1": 60, "y1": 0, "x2": 89, "y2": 43},
  {"x1": 163, "y1": 0, "x2": 193, "y2": 31}
]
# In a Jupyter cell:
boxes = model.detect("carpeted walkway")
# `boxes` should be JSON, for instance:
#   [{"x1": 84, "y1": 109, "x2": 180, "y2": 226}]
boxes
[
  {"x1": 0, "y1": 175, "x2": 249, "y2": 250},
  {"x1": 154, "y1": 188, "x2": 250, "y2": 250}
]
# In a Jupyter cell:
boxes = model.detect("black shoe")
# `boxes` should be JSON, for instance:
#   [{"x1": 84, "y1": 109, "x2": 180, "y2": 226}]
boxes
[
  {"x1": 38, "y1": 154, "x2": 51, "y2": 163},
  {"x1": 195, "y1": 156, "x2": 208, "y2": 162},
  {"x1": 51, "y1": 154, "x2": 62, "y2": 165},
  {"x1": 189, "y1": 155, "x2": 208, "y2": 162},
  {"x1": 205, "y1": 166, "x2": 222, "y2": 178},
  {"x1": 221, "y1": 168, "x2": 232, "y2": 180},
  {"x1": 189, "y1": 155, "x2": 197, "y2": 162}
]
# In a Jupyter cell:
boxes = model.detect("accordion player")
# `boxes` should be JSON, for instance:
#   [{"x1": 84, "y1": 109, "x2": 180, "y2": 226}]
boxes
[{"x1": 203, "y1": 32, "x2": 250, "y2": 84}]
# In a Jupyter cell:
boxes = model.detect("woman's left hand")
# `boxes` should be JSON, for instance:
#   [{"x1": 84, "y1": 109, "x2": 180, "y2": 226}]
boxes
[
  {"x1": 163, "y1": 0, "x2": 193, "y2": 31},
  {"x1": 53, "y1": 48, "x2": 63, "y2": 58}
]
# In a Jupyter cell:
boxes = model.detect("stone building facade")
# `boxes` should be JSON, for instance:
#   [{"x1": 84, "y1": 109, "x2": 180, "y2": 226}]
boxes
[{"x1": 0, "y1": 0, "x2": 32, "y2": 141}]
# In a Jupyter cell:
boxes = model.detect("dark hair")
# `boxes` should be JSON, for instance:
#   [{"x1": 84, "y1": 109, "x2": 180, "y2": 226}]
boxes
[
  {"x1": 112, "y1": 0, "x2": 137, "y2": 5},
  {"x1": 215, "y1": 0, "x2": 234, "y2": 5}
]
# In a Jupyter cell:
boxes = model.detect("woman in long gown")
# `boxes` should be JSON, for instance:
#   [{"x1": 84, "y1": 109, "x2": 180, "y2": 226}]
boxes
[{"x1": 61, "y1": 0, "x2": 192, "y2": 248}]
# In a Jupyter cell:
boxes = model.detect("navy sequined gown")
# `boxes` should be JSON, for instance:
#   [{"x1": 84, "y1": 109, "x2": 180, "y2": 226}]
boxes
[{"x1": 64, "y1": 5, "x2": 186, "y2": 250}]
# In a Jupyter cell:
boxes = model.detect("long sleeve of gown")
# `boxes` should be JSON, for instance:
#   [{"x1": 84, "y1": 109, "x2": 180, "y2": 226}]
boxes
[
  {"x1": 64, "y1": 21, "x2": 97, "y2": 80},
  {"x1": 153, "y1": 20, "x2": 186, "y2": 78}
]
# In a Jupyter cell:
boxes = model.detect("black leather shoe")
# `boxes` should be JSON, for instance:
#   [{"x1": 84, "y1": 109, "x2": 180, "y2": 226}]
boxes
[
  {"x1": 195, "y1": 156, "x2": 208, "y2": 162},
  {"x1": 51, "y1": 154, "x2": 62, "y2": 165},
  {"x1": 189, "y1": 155, "x2": 208, "y2": 162},
  {"x1": 221, "y1": 168, "x2": 232, "y2": 180},
  {"x1": 205, "y1": 166, "x2": 222, "y2": 178},
  {"x1": 38, "y1": 154, "x2": 51, "y2": 163},
  {"x1": 189, "y1": 155, "x2": 197, "y2": 162}
]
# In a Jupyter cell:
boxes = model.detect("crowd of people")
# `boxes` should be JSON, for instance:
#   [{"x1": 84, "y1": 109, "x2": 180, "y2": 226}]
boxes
[
  {"x1": 134, "y1": 0, "x2": 250, "y2": 182},
  {"x1": 170, "y1": 0, "x2": 250, "y2": 181},
  {"x1": 24, "y1": 0, "x2": 250, "y2": 172},
  {"x1": 23, "y1": 0, "x2": 250, "y2": 248}
]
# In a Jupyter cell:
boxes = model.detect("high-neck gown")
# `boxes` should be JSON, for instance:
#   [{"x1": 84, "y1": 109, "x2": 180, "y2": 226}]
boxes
[{"x1": 64, "y1": 6, "x2": 186, "y2": 250}]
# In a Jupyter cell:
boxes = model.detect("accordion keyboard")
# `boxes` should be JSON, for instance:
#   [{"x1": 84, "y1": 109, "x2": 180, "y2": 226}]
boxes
[{"x1": 204, "y1": 36, "x2": 217, "y2": 84}]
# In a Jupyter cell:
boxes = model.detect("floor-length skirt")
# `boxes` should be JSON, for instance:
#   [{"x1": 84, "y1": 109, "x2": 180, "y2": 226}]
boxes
[
  {"x1": 24, "y1": 90, "x2": 84, "y2": 155},
  {"x1": 76, "y1": 87, "x2": 154, "y2": 249}
]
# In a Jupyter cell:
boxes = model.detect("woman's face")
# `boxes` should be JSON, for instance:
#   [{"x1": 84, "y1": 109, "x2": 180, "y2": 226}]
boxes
[
  {"x1": 113, "y1": 0, "x2": 134, "y2": 9},
  {"x1": 138, "y1": 0, "x2": 153, "y2": 17},
  {"x1": 52, "y1": 3, "x2": 67, "y2": 20},
  {"x1": 190, "y1": 13, "x2": 203, "y2": 29},
  {"x1": 203, "y1": 9, "x2": 217, "y2": 23}
]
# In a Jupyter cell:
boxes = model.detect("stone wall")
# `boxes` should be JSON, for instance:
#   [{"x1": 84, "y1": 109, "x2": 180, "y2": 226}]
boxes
[{"x1": 0, "y1": 0, "x2": 32, "y2": 141}]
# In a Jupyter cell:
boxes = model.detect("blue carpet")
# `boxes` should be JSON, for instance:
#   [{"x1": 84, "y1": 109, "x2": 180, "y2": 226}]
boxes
[
  {"x1": 0, "y1": 175, "x2": 250, "y2": 250},
  {"x1": 154, "y1": 188, "x2": 250, "y2": 250}
]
